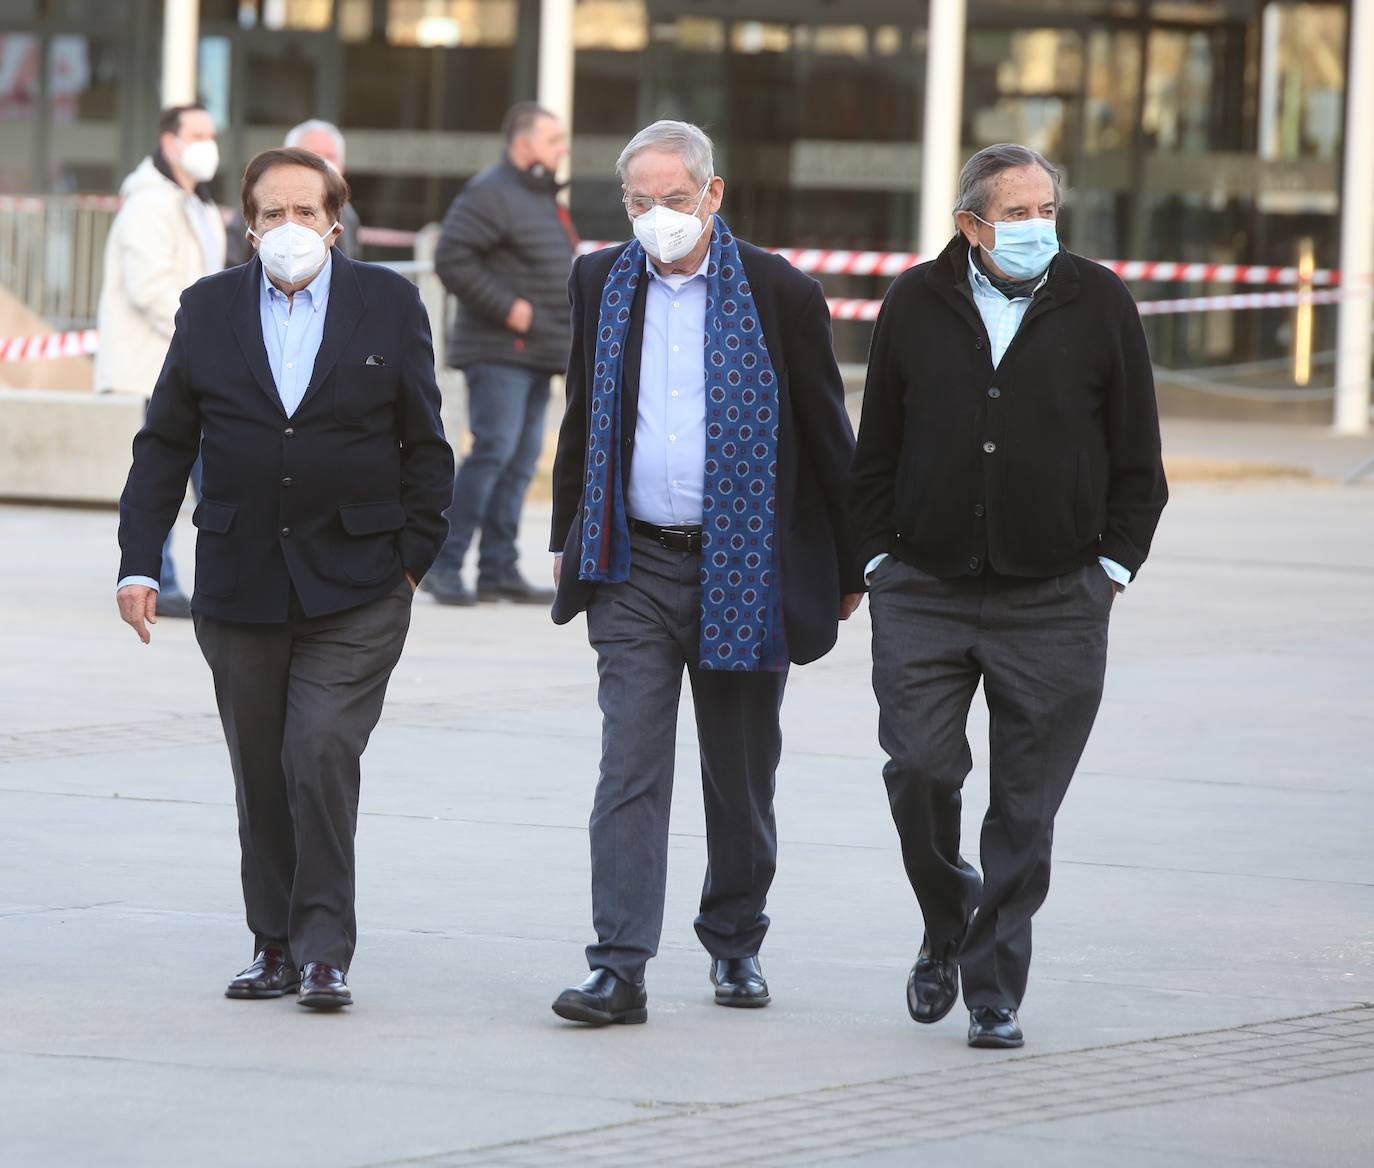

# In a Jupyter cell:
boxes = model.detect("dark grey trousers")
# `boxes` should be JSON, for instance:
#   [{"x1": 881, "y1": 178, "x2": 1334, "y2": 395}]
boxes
[
  {"x1": 584, "y1": 531, "x2": 788, "y2": 985},
  {"x1": 869, "y1": 557, "x2": 1112, "y2": 1010},
  {"x1": 194, "y1": 579, "x2": 413, "y2": 971}
]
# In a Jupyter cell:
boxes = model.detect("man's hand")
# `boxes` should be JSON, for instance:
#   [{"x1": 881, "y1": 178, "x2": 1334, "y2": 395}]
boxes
[
  {"x1": 553, "y1": 553, "x2": 562, "y2": 587},
  {"x1": 839, "y1": 592, "x2": 864, "y2": 621},
  {"x1": 405, "y1": 571, "x2": 418, "y2": 592},
  {"x1": 117, "y1": 584, "x2": 159, "y2": 644},
  {"x1": 505, "y1": 298, "x2": 534, "y2": 335}
]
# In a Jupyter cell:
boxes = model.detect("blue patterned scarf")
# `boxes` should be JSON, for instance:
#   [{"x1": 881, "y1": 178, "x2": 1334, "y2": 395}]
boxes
[{"x1": 579, "y1": 218, "x2": 786, "y2": 672}]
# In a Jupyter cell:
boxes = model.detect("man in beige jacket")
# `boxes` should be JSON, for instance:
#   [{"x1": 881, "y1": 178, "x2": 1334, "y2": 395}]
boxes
[{"x1": 96, "y1": 103, "x2": 227, "y2": 616}]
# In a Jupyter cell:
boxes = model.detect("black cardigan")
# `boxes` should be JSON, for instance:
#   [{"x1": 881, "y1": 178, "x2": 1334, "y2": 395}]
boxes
[{"x1": 850, "y1": 234, "x2": 1167, "y2": 580}]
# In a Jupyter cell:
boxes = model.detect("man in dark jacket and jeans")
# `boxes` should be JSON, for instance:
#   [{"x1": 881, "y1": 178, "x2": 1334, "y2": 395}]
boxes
[
  {"x1": 851, "y1": 144, "x2": 1167, "y2": 1051},
  {"x1": 425, "y1": 102, "x2": 575, "y2": 605}
]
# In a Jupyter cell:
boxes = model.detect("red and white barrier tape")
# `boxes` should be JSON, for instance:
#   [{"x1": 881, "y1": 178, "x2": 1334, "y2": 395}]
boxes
[
  {"x1": 829, "y1": 285, "x2": 1371, "y2": 323},
  {"x1": 579, "y1": 241, "x2": 1346, "y2": 287},
  {"x1": 0, "y1": 329, "x2": 99, "y2": 361},
  {"x1": 8, "y1": 285, "x2": 1373, "y2": 360}
]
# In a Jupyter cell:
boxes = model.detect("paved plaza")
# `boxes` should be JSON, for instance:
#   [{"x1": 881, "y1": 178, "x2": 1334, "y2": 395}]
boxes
[{"x1": 2, "y1": 418, "x2": 1373, "y2": 1166}]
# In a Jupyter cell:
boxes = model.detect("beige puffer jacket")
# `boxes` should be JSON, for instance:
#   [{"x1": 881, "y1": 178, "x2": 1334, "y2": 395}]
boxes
[{"x1": 94, "y1": 157, "x2": 227, "y2": 397}]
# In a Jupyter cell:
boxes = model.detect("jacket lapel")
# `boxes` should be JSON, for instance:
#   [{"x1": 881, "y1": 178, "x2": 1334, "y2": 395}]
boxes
[
  {"x1": 299, "y1": 251, "x2": 364, "y2": 413},
  {"x1": 228, "y1": 258, "x2": 285, "y2": 415}
]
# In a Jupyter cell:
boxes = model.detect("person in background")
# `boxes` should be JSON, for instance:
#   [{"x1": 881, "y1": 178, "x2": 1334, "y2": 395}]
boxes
[
  {"x1": 851, "y1": 143, "x2": 1168, "y2": 1050},
  {"x1": 424, "y1": 102, "x2": 575, "y2": 607},
  {"x1": 95, "y1": 103, "x2": 226, "y2": 618},
  {"x1": 225, "y1": 119, "x2": 360, "y2": 266}
]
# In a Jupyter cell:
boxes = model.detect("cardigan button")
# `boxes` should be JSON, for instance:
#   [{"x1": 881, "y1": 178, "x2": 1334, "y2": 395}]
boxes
[
  {"x1": 968, "y1": 555, "x2": 981, "y2": 572},
  {"x1": 987, "y1": 387, "x2": 1001, "y2": 399},
  {"x1": 982, "y1": 441, "x2": 996, "y2": 454},
  {"x1": 974, "y1": 503, "x2": 985, "y2": 517},
  {"x1": 280, "y1": 526, "x2": 291, "y2": 538},
  {"x1": 281, "y1": 476, "x2": 293, "y2": 488},
  {"x1": 284, "y1": 427, "x2": 295, "y2": 438}
]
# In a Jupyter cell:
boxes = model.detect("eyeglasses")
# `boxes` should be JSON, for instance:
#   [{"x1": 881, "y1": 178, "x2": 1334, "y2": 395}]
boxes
[{"x1": 622, "y1": 181, "x2": 709, "y2": 216}]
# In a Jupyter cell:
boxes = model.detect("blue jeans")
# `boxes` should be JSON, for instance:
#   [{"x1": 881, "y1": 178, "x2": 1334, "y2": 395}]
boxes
[
  {"x1": 431, "y1": 362, "x2": 551, "y2": 584},
  {"x1": 147, "y1": 396, "x2": 201, "y2": 594}
]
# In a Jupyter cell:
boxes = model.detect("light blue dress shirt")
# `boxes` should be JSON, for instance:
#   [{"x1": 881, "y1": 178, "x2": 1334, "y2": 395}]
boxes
[
  {"x1": 260, "y1": 251, "x2": 332, "y2": 419},
  {"x1": 865, "y1": 248, "x2": 1130, "y2": 589},
  {"x1": 626, "y1": 249, "x2": 710, "y2": 526},
  {"x1": 118, "y1": 255, "x2": 334, "y2": 593}
]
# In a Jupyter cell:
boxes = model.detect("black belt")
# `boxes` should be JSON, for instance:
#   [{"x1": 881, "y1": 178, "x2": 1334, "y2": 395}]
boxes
[{"x1": 628, "y1": 517, "x2": 703, "y2": 553}]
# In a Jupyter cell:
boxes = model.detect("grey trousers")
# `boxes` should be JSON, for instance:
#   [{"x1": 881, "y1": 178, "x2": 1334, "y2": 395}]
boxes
[
  {"x1": 584, "y1": 531, "x2": 788, "y2": 985},
  {"x1": 869, "y1": 557, "x2": 1112, "y2": 1010},
  {"x1": 194, "y1": 579, "x2": 413, "y2": 971}
]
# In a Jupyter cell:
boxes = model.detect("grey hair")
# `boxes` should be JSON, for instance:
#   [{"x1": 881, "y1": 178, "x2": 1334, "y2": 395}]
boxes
[
  {"x1": 616, "y1": 120, "x2": 715, "y2": 186},
  {"x1": 284, "y1": 119, "x2": 345, "y2": 166},
  {"x1": 953, "y1": 144, "x2": 1062, "y2": 218}
]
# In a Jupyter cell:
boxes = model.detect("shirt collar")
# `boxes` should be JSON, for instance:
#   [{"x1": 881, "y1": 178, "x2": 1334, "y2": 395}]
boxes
[
  {"x1": 966, "y1": 247, "x2": 1049, "y2": 301},
  {"x1": 645, "y1": 245, "x2": 711, "y2": 290},
  {"x1": 261, "y1": 249, "x2": 334, "y2": 312}
]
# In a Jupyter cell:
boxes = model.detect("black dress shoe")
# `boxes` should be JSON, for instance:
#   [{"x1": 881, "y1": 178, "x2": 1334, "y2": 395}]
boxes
[
  {"x1": 157, "y1": 589, "x2": 192, "y2": 619},
  {"x1": 419, "y1": 576, "x2": 477, "y2": 606},
  {"x1": 968, "y1": 1006, "x2": 1024, "y2": 1049},
  {"x1": 907, "y1": 934, "x2": 960, "y2": 1024},
  {"x1": 551, "y1": 969, "x2": 647, "y2": 1025},
  {"x1": 297, "y1": 961, "x2": 352, "y2": 1010},
  {"x1": 476, "y1": 574, "x2": 555, "y2": 604},
  {"x1": 225, "y1": 947, "x2": 299, "y2": 999},
  {"x1": 710, "y1": 956, "x2": 770, "y2": 1008}
]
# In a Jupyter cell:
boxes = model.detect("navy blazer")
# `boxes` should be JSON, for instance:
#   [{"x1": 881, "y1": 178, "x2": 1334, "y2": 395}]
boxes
[
  {"x1": 118, "y1": 254, "x2": 454, "y2": 623},
  {"x1": 550, "y1": 239, "x2": 862, "y2": 666}
]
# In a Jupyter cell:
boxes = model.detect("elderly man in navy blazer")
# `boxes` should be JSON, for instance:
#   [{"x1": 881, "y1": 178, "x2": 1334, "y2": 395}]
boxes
[
  {"x1": 548, "y1": 121, "x2": 863, "y2": 1025},
  {"x1": 116, "y1": 147, "x2": 453, "y2": 1010}
]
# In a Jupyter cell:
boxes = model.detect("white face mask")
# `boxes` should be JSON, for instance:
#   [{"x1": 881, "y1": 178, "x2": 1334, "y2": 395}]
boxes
[
  {"x1": 249, "y1": 221, "x2": 338, "y2": 284},
  {"x1": 177, "y1": 138, "x2": 219, "y2": 184},
  {"x1": 632, "y1": 183, "x2": 711, "y2": 264}
]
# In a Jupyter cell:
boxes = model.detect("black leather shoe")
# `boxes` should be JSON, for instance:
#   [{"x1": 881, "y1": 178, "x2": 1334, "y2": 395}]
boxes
[
  {"x1": 551, "y1": 969, "x2": 647, "y2": 1025},
  {"x1": 157, "y1": 589, "x2": 192, "y2": 619},
  {"x1": 477, "y1": 574, "x2": 555, "y2": 604},
  {"x1": 968, "y1": 1006, "x2": 1023, "y2": 1049},
  {"x1": 225, "y1": 947, "x2": 299, "y2": 999},
  {"x1": 907, "y1": 934, "x2": 960, "y2": 1024},
  {"x1": 710, "y1": 956, "x2": 770, "y2": 1008},
  {"x1": 420, "y1": 576, "x2": 476, "y2": 606},
  {"x1": 297, "y1": 961, "x2": 352, "y2": 1010}
]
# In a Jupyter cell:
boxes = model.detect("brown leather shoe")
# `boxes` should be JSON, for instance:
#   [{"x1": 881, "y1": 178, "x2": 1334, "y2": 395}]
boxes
[
  {"x1": 225, "y1": 947, "x2": 300, "y2": 999},
  {"x1": 297, "y1": 961, "x2": 352, "y2": 1010}
]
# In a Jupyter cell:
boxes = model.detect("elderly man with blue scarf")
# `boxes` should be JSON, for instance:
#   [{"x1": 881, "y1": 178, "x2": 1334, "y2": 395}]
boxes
[{"x1": 548, "y1": 120, "x2": 862, "y2": 1025}]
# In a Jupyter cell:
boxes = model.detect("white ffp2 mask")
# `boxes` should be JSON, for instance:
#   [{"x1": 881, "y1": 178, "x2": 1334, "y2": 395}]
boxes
[
  {"x1": 632, "y1": 185, "x2": 711, "y2": 264},
  {"x1": 250, "y1": 221, "x2": 338, "y2": 284}
]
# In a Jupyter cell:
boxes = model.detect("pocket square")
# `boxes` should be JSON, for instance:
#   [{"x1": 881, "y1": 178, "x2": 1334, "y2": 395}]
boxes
[{"x1": 364, "y1": 354, "x2": 386, "y2": 366}]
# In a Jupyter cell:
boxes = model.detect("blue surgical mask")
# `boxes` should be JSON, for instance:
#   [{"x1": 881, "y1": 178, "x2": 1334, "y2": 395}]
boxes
[{"x1": 974, "y1": 214, "x2": 1060, "y2": 281}]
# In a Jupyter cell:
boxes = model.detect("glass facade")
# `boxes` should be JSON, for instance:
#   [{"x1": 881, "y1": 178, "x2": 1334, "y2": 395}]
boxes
[{"x1": 0, "y1": 0, "x2": 1353, "y2": 374}]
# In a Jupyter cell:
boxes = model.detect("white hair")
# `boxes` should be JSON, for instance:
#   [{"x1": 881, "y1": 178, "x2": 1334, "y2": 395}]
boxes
[
  {"x1": 284, "y1": 119, "x2": 346, "y2": 168},
  {"x1": 616, "y1": 120, "x2": 715, "y2": 186}
]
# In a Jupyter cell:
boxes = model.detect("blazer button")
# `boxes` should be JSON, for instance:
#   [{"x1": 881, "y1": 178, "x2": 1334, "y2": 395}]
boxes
[
  {"x1": 284, "y1": 427, "x2": 295, "y2": 439},
  {"x1": 968, "y1": 555, "x2": 981, "y2": 571},
  {"x1": 974, "y1": 503, "x2": 985, "y2": 517},
  {"x1": 281, "y1": 476, "x2": 293, "y2": 488},
  {"x1": 987, "y1": 387, "x2": 1001, "y2": 399},
  {"x1": 280, "y1": 526, "x2": 291, "y2": 538},
  {"x1": 983, "y1": 441, "x2": 996, "y2": 454},
  {"x1": 974, "y1": 337, "x2": 984, "y2": 349}
]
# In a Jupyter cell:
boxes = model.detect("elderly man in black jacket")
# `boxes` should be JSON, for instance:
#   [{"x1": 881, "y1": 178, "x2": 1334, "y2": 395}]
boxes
[
  {"x1": 425, "y1": 102, "x2": 575, "y2": 606},
  {"x1": 547, "y1": 120, "x2": 863, "y2": 1026},
  {"x1": 851, "y1": 144, "x2": 1167, "y2": 1050},
  {"x1": 116, "y1": 148, "x2": 454, "y2": 1010}
]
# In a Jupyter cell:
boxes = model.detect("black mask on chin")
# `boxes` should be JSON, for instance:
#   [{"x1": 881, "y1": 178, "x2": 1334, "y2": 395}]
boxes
[{"x1": 524, "y1": 162, "x2": 563, "y2": 192}]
